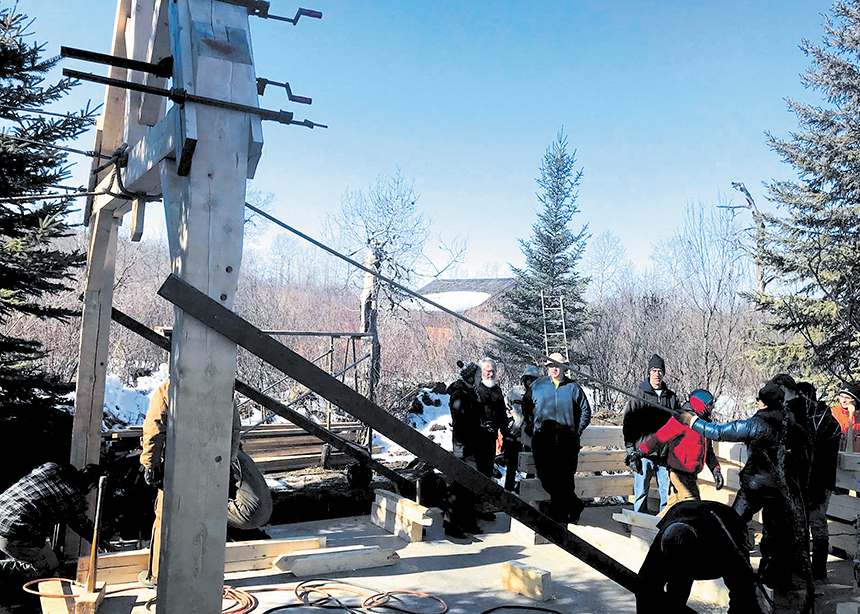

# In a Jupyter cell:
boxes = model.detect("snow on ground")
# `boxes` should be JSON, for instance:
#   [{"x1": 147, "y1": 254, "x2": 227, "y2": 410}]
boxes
[{"x1": 372, "y1": 390, "x2": 453, "y2": 464}]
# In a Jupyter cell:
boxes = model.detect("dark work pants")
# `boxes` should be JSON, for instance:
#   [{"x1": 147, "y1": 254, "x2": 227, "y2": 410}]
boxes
[
  {"x1": 503, "y1": 439, "x2": 522, "y2": 491},
  {"x1": 531, "y1": 422, "x2": 582, "y2": 522}
]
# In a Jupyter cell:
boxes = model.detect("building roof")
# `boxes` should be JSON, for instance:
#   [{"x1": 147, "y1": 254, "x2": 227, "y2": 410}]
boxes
[{"x1": 416, "y1": 278, "x2": 515, "y2": 296}]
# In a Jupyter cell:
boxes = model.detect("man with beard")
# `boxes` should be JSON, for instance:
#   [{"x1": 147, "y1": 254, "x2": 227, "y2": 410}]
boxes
[{"x1": 474, "y1": 358, "x2": 510, "y2": 518}]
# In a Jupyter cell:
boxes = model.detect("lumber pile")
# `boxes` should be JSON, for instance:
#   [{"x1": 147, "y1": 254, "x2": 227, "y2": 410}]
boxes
[
  {"x1": 370, "y1": 489, "x2": 443, "y2": 542},
  {"x1": 76, "y1": 537, "x2": 326, "y2": 585}
]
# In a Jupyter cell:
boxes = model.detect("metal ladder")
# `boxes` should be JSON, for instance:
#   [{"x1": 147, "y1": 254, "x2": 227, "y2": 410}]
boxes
[{"x1": 540, "y1": 290, "x2": 570, "y2": 362}]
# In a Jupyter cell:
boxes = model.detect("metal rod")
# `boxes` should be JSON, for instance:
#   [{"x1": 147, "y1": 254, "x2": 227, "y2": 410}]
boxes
[
  {"x1": 236, "y1": 348, "x2": 333, "y2": 407},
  {"x1": 2, "y1": 135, "x2": 111, "y2": 159},
  {"x1": 86, "y1": 475, "x2": 108, "y2": 593},
  {"x1": 62, "y1": 69, "x2": 327, "y2": 129},
  {"x1": 242, "y1": 352, "x2": 371, "y2": 435},
  {"x1": 0, "y1": 105, "x2": 97, "y2": 123},
  {"x1": 61, "y1": 46, "x2": 173, "y2": 79}
]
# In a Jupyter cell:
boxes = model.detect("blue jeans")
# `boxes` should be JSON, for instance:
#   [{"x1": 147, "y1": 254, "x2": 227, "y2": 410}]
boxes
[{"x1": 633, "y1": 458, "x2": 669, "y2": 514}]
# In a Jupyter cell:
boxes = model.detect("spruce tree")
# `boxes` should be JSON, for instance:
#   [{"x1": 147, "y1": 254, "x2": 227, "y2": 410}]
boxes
[
  {"x1": 496, "y1": 130, "x2": 590, "y2": 367},
  {"x1": 752, "y1": 0, "x2": 860, "y2": 389},
  {"x1": 0, "y1": 7, "x2": 91, "y2": 487}
]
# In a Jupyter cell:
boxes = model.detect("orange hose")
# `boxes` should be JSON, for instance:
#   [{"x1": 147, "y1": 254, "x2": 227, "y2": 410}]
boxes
[{"x1": 22, "y1": 578, "x2": 86, "y2": 598}]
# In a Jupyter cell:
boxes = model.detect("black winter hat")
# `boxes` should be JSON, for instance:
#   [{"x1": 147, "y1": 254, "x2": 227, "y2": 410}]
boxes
[
  {"x1": 648, "y1": 354, "x2": 665, "y2": 373},
  {"x1": 757, "y1": 382, "x2": 784, "y2": 408},
  {"x1": 839, "y1": 382, "x2": 860, "y2": 403},
  {"x1": 770, "y1": 373, "x2": 798, "y2": 391},
  {"x1": 456, "y1": 360, "x2": 479, "y2": 384}
]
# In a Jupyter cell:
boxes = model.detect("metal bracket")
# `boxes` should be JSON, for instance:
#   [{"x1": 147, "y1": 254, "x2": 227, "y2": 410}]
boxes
[
  {"x1": 256, "y1": 78, "x2": 312, "y2": 105},
  {"x1": 217, "y1": 1, "x2": 322, "y2": 24}
]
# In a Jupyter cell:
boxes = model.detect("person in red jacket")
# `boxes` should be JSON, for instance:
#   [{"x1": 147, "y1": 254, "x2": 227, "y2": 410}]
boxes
[{"x1": 627, "y1": 388, "x2": 723, "y2": 514}]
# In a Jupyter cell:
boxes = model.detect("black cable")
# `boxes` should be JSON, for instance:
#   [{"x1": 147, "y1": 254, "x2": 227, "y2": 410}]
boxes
[
  {"x1": 2, "y1": 134, "x2": 110, "y2": 159},
  {"x1": 0, "y1": 105, "x2": 97, "y2": 123},
  {"x1": 479, "y1": 608, "x2": 564, "y2": 614},
  {"x1": 242, "y1": 202, "x2": 680, "y2": 416}
]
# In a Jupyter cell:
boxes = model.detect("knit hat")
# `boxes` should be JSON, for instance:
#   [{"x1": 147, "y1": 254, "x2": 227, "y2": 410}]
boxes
[
  {"x1": 770, "y1": 373, "x2": 798, "y2": 391},
  {"x1": 839, "y1": 382, "x2": 860, "y2": 403},
  {"x1": 648, "y1": 354, "x2": 665, "y2": 373},
  {"x1": 688, "y1": 389, "x2": 714, "y2": 416},
  {"x1": 456, "y1": 360, "x2": 479, "y2": 384},
  {"x1": 756, "y1": 382, "x2": 784, "y2": 408},
  {"x1": 521, "y1": 365, "x2": 540, "y2": 381}
]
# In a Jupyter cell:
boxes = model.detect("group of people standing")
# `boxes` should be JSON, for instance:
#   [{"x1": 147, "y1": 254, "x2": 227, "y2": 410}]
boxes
[{"x1": 444, "y1": 352, "x2": 592, "y2": 537}]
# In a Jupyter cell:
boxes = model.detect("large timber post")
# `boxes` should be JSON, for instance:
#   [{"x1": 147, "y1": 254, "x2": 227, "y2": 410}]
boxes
[{"x1": 156, "y1": 1, "x2": 258, "y2": 612}]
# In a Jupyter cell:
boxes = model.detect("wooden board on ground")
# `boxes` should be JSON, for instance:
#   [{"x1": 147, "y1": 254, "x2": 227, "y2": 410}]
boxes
[
  {"x1": 829, "y1": 494, "x2": 860, "y2": 524},
  {"x1": 77, "y1": 537, "x2": 326, "y2": 584},
  {"x1": 501, "y1": 561, "x2": 551, "y2": 601},
  {"x1": 612, "y1": 509, "x2": 659, "y2": 530},
  {"x1": 374, "y1": 489, "x2": 435, "y2": 524},
  {"x1": 272, "y1": 545, "x2": 399, "y2": 576},
  {"x1": 829, "y1": 517, "x2": 858, "y2": 556},
  {"x1": 38, "y1": 580, "x2": 76, "y2": 614},
  {"x1": 371, "y1": 502, "x2": 424, "y2": 542}
]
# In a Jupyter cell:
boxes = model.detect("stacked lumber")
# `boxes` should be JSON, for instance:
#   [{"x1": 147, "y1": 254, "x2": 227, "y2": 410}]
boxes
[
  {"x1": 830, "y1": 453, "x2": 860, "y2": 556},
  {"x1": 370, "y1": 489, "x2": 443, "y2": 542},
  {"x1": 105, "y1": 422, "x2": 373, "y2": 473},
  {"x1": 76, "y1": 537, "x2": 326, "y2": 585}
]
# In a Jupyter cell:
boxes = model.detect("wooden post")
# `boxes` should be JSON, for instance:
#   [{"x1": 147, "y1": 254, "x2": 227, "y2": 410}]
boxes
[
  {"x1": 69, "y1": 209, "x2": 119, "y2": 558},
  {"x1": 154, "y1": 1, "x2": 256, "y2": 612}
]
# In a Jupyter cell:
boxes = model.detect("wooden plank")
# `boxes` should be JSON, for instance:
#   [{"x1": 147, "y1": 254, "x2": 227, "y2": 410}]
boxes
[
  {"x1": 837, "y1": 466, "x2": 860, "y2": 491},
  {"x1": 77, "y1": 537, "x2": 326, "y2": 584},
  {"x1": 612, "y1": 509, "x2": 659, "y2": 530},
  {"x1": 39, "y1": 580, "x2": 76, "y2": 614},
  {"x1": 520, "y1": 475, "x2": 634, "y2": 502},
  {"x1": 829, "y1": 494, "x2": 860, "y2": 524},
  {"x1": 374, "y1": 489, "x2": 433, "y2": 524},
  {"x1": 519, "y1": 449, "x2": 626, "y2": 474},
  {"x1": 711, "y1": 441, "x2": 747, "y2": 465},
  {"x1": 370, "y1": 502, "x2": 423, "y2": 543},
  {"x1": 509, "y1": 517, "x2": 550, "y2": 545},
  {"x1": 501, "y1": 561, "x2": 552, "y2": 601},
  {"x1": 829, "y1": 517, "x2": 857, "y2": 556},
  {"x1": 840, "y1": 452, "x2": 860, "y2": 472},
  {"x1": 580, "y1": 426, "x2": 624, "y2": 448},
  {"x1": 123, "y1": 0, "x2": 155, "y2": 150},
  {"x1": 156, "y1": 275, "x2": 665, "y2": 599},
  {"x1": 273, "y1": 545, "x2": 399, "y2": 576}
]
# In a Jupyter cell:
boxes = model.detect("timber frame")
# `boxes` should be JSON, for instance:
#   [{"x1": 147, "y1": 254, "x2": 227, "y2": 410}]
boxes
[{"x1": 68, "y1": 1, "x2": 677, "y2": 611}]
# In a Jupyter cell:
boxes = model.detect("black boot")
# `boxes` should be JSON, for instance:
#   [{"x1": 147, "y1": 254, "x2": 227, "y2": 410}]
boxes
[{"x1": 812, "y1": 537, "x2": 829, "y2": 582}]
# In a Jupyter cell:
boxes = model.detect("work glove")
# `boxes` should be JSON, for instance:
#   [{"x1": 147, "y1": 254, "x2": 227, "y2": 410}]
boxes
[
  {"x1": 143, "y1": 465, "x2": 164, "y2": 489},
  {"x1": 713, "y1": 466, "x2": 724, "y2": 490},
  {"x1": 624, "y1": 447, "x2": 644, "y2": 475}
]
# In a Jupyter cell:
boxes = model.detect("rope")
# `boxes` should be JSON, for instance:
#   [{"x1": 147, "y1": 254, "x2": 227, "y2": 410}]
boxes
[
  {"x1": 242, "y1": 202, "x2": 680, "y2": 416},
  {"x1": 92, "y1": 143, "x2": 161, "y2": 203}
]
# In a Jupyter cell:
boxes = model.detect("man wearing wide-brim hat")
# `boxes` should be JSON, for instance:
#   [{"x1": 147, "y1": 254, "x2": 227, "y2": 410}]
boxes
[
  {"x1": 522, "y1": 352, "x2": 592, "y2": 524},
  {"x1": 831, "y1": 382, "x2": 860, "y2": 452}
]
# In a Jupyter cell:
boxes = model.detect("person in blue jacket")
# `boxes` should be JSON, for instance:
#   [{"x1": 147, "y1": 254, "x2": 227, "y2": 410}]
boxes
[{"x1": 522, "y1": 352, "x2": 592, "y2": 524}]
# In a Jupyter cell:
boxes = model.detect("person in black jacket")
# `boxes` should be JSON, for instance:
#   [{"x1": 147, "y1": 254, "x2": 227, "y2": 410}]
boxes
[
  {"x1": 522, "y1": 352, "x2": 592, "y2": 524},
  {"x1": 623, "y1": 354, "x2": 680, "y2": 514},
  {"x1": 473, "y1": 357, "x2": 510, "y2": 519},
  {"x1": 444, "y1": 360, "x2": 481, "y2": 538},
  {"x1": 636, "y1": 500, "x2": 761, "y2": 614},
  {"x1": 797, "y1": 380, "x2": 842, "y2": 582},
  {"x1": 679, "y1": 382, "x2": 809, "y2": 590}
]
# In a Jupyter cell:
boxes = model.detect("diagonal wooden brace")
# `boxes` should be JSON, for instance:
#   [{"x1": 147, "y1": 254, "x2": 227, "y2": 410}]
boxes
[{"x1": 156, "y1": 273, "x2": 688, "y2": 606}]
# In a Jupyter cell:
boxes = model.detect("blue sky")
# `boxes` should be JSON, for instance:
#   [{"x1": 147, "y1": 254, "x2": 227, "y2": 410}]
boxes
[{"x1": 26, "y1": 0, "x2": 834, "y2": 275}]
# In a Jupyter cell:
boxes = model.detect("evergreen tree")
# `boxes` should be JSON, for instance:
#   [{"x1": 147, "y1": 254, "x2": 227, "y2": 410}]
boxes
[
  {"x1": 753, "y1": 0, "x2": 860, "y2": 389},
  {"x1": 0, "y1": 7, "x2": 91, "y2": 487},
  {"x1": 496, "y1": 130, "x2": 590, "y2": 366}
]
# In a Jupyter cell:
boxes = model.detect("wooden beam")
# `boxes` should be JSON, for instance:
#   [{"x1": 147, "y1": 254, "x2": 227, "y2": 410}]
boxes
[
  {"x1": 139, "y1": 0, "x2": 170, "y2": 126},
  {"x1": 157, "y1": 274, "x2": 661, "y2": 602},
  {"x1": 107, "y1": 305, "x2": 415, "y2": 494},
  {"x1": 272, "y1": 545, "x2": 399, "y2": 576},
  {"x1": 91, "y1": 105, "x2": 179, "y2": 215},
  {"x1": 69, "y1": 209, "x2": 119, "y2": 560}
]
